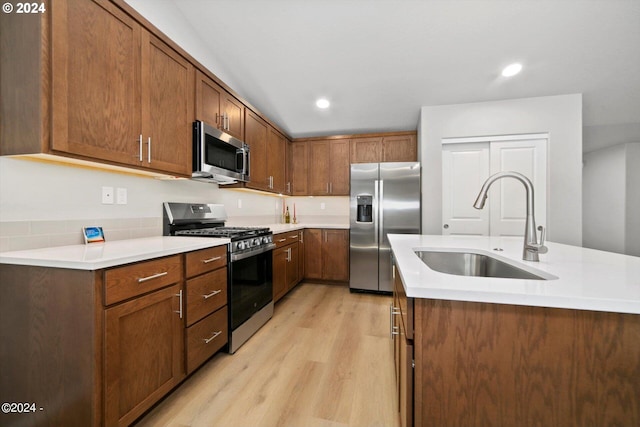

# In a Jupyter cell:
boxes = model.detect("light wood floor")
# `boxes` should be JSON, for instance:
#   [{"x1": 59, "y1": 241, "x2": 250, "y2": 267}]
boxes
[{"x1": 135, "y1": 282, "x2": 399, "y2": 427}]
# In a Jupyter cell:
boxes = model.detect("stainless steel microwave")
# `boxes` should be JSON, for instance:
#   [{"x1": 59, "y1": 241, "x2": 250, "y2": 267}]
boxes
[{"x1": 192, "y1": 120, "x2": 250, "y2": 184}]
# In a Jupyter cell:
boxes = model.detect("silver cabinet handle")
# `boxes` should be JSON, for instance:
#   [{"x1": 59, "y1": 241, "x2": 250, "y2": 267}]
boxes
[
  {"x1": 175, "y1": 289, "x2": 183, "y2": 319},
  {"x1": 286, "y1": 247, "x2": 291, "y2": 262},
  {"x1": 326, "y1": 183, "x2": 329, "y2": 194},
  {"x1": 390, "y1": 304, "x2": 400, "y2": 338},
  {"x1": 278, "y1": 238, "x2": 287, "y2": 242},
  {"x1": 146, "y1": 136, "x2": 152, "y2": 163},
  {"x1": 289, "y1": 236, "x2": 298, "y2": 239},
  {"x1": 329, "y1": 182, "x2": 333, "y2": 193},
  {"x1": 202, "y1": 256, "x2": 222, "y2": 264},
  {"x1": 137, "y1": 271, "x2": 168, "y2": 283},
  {"x1": 203, "y1": 289, "x2": 222, "y2": 299},
  {"x1": 203, "y1": 330, "x2": 222, "y2": 344},
  {"x1": 138, "y1": 134, "x2": 143, "y2": 161},
  {"x1": 299, "y1": 231, "x2": 304, "y2": 243},
  {"x1": 287, "y1": 182, "x2": 291, "y2": 193}
]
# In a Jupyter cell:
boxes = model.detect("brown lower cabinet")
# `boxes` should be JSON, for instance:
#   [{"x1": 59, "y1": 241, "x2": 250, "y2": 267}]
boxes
[
  {"x1": 0, "y1": 245, "x2": 229, "y2": 427},
  {"x1": 273, "y1": 230, "x2": 303, "y2": 302},
  {"x1": 304, "y1": 228, "x2": 349, "y2": 282},
  {"x1": 393, "y1": 268, "x2": 640, "y2": 427}
]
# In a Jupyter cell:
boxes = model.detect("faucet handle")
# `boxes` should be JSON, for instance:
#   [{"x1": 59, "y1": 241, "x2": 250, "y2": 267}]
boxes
[{"x1": 536, "y1": 225, "x2": 548, "y2": 254}]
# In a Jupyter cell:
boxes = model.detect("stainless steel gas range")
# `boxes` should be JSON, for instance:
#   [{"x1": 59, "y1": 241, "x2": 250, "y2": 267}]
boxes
[{"x1": 163, "y1": 202, "x2": 275, "y2": 353}]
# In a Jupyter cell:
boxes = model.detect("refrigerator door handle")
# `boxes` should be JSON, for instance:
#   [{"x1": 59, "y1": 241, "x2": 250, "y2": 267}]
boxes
[
  {"x1": 379, "y1": 179, "x2": 384, "y2": 244},
  {"x1": 374, "y1": 180, "x2": 379, "y2": 244}
]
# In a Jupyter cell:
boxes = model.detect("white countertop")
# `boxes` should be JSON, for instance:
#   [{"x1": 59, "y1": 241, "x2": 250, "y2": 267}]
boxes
[
  {"x1": 268, "y1": 223, "x2": 349, "y2": 233},
  {"x1": 0, "y1": 236, "x2": 230, "y2": 270},
  {"x1": 389, "y1": 234, "x2": 640, "y2": 314}
]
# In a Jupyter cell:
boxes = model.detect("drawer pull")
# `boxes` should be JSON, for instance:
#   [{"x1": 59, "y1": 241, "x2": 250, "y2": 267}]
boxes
[
  {"x1": 203, "y1": 330, "x2": 222, "y2": 344},
  {"x1": 278, "y1": 238, "x2": 287, "y2": 242},
  {"x1": 203, "y1": 289, "x2": 222, "y2": 299},
  {"x1": 137, "y1": 271, "x2": 168, "y2": 283},
  {"x1": 289, "y1": 236, "x2": 298, "y2": 239},
  {"x1": 202, "y1": 256, "x2": 222, "y2": 264}
]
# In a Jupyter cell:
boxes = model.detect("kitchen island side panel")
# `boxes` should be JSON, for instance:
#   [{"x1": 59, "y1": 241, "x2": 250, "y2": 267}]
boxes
[
  {"x1": 414, "y1": 298, "x2": 640, "y2": 427},
  {"x1": 0, "y1": 265, "x2": 102, "y2": 427}
]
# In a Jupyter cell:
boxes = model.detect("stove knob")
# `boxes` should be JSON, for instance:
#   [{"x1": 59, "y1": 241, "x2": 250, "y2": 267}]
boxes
[
  {"x1": 262, "y1": 236, "x2": 270, "y2": 244},
  {"x1": 253, "y1": 238, "x2": 261, "y2": 246},
  {"x1": 237, "y1": 241, "x2": 245, "y2": 250}
]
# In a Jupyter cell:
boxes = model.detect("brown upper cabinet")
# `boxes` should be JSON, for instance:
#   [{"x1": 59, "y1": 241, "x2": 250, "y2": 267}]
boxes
[
  {"x1": 240, "y1": 109, "x2": 288, "y2": 194},
  {"x1": 350, "y1": 132, "x2": 417, "y2": 163},
  {"x1": 51, "y1": 0, "x2": 194, "y2": 176},
  {"x1": 2, "y1": 0, "x2": 194, "y2": 176},
  {"x1": 289, "y1": 142, "x2": 309, "y2": 196},
  {"x1": 308, "y1": 139, "x2": 350, "y2": 196},
  {"x1": 195, "y1": 70, "x2": 245, "y2": 141}
]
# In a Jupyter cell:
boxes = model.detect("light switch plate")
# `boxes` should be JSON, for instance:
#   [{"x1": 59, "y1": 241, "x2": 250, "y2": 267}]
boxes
[{"x1": 116, "y1": 188, "x2": 127, "y2": 205}]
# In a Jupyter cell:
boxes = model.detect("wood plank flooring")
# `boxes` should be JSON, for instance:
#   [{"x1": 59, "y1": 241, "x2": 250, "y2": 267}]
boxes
[{"x1": 135, "y1": 282, "x2": 399, "y2": 427}]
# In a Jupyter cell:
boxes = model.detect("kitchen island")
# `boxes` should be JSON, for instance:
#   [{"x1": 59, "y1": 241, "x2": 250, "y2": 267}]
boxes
[{"x1": 389, "y1": 234, "x2": 640, "y2": 427}]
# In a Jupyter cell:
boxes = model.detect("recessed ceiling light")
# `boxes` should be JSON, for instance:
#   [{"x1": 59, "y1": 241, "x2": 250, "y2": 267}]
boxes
[
  {"x1": 502, "y1": 63, "x2": 523, "y2": 77},
  {"x1": 316, "y1": 98, "x2": 330, "y2": 109}
]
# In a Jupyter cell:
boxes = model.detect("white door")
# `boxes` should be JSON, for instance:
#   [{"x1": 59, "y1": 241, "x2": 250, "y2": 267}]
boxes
[
  {"x1": 442, "y1": 137, "x2": 547, "y2": 237},
  {"x1": 442, "y1": 143, "x2": 490, "y2": 235},
  {"x1": 489, "y1": 139, "x2": 547, "y2": 236}
]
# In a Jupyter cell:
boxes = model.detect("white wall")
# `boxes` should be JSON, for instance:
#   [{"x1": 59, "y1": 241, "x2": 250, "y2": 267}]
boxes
[
  {"x1": 583, "y1": 142, "x2": 640, "y2": 256},
  {"x1": 419, "y1": 94, "x2": 583, "y2": 246},
  {"x1": 582, "y1": 144, "x2": 627, "y2": 254},
  {"x1": 626, "y1": 143, "x2": 640, "y2": 257},
  {"x1": 0, "y1": 157, "x2": 348, "y2": 251}
]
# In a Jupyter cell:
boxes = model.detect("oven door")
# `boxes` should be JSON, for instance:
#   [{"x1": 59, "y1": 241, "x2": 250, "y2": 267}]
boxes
[{"x1": 228, "y1": 248, "x2": 273, "y2": 331}]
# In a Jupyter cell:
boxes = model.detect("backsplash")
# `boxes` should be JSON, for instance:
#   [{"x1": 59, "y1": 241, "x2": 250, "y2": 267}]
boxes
[
  {"x1": 0, "y1": 217, "x2": 162, "y2": 252},
  {"x1": 0, "y1": 157, "x2": 349, "y2": 252}
]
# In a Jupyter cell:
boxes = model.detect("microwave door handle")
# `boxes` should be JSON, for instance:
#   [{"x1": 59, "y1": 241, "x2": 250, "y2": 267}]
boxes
[
  {"x1": 237, "y1": 147, "x2": 249, "y2": 176},
  {"x1": 244, "y1": 148, "x2": 250, "y2": 176}
]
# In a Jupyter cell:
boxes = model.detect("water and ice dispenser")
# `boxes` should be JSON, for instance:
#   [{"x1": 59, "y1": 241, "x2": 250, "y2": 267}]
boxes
[{"x1": 356, "y1": 195, "x2": 373, "y2": 223}]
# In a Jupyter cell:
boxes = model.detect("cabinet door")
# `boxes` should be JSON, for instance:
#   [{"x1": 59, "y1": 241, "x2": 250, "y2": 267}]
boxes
[
  {"x1": 267, "y1": 127, "x2": 287, "y2": 193},
  {"x1": 308, "y1": 141, "x2": 330, "y2": 195},
  {"x1": 303, "y1": 229, "x2": 323, "y2": 279},
  {"x1": 322, "y1": 229, "x2": 349, "y2": 281},
  {"x1": 195, "y1": 70, "x2": 222, "y2": 128},
  {"x1": 221, "y1": 92, "x2": 245, "y2": 140},
  {"x1": 272, "y1": 246, "x2": 288, "y2": 302},
  {"x1": 382, "y1": 134, "x2": 417, "y2": 162},
  {"x1": 399, "y1": 331, "x2": 413, "y2": 427},
  {"x1": 141, "y1": 32, "x2": 193, "y2": 175},
  {"x1": 291, "y1": 142, "x2": 309, "y2": 195},
  {"x1": 104, "y1": 284, "x2": 184, "y2": 426},
  {"x1": 286, "y1": 243, "x2": 300, "y2": 290},
  {"x1": 51, "y1": 0, "x2": 142, "y2": 165},
  {"x1": 329, "y1": 140, "x2": 350, "y2": 195},
  {"x1": 351, "y1": 137, "x2": 382, "y2": 163},
  {"x1": 245, "y1": 110, "x2": 269, "y2": 191}
]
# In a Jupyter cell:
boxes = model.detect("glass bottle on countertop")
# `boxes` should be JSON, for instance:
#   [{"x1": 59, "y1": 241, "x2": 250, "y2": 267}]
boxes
[{"x1": 285, "y1": 206, "x2": 290, "y2": 224}]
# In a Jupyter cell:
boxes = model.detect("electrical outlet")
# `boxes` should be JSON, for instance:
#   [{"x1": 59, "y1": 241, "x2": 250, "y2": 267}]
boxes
[
  {"x1": 116, "y1": 188, "x2": 127, "y2": 205},
  {"x1": 320, "y1": 202, "x2": 326, "y2": 210},
  {"x1": 101, "y1": 186, "x2": 114, "y2": 204},
  {"x1": 237, "y1": 199, "x2": 242, "y2": 209}
]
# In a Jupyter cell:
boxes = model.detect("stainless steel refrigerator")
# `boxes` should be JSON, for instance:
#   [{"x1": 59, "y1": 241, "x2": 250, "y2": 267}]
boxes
[{"x1": 350, "y1": 162, "x2": 421, "y2": 293}]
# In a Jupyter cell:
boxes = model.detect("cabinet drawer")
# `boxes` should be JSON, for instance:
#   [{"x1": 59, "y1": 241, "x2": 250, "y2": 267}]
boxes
[
  {"x1": 185, "y1": 246, "x2": 227, "y2": 278},
  {"x1": 186, "y1": 306, "x2": 228, "y2": 373},
  {"x1": 185, "y1": 267, "x2": 227, "y2": 327},
  {"x1": 104, "y1": 255, "x2": 182, "y2": 305},
  {"x1": 273, "y1": 231, "x2": 300, "y2": 248}
]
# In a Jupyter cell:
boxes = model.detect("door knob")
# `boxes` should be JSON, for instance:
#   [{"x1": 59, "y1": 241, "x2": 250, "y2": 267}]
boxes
[{"x1": 443, "y1": 224, "x2": 449, "y2": 229}]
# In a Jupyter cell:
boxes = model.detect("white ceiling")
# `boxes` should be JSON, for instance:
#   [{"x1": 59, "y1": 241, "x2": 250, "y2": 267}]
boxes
[{"x1": 131, "y1": 0, "x2": 640, "y2": 150}]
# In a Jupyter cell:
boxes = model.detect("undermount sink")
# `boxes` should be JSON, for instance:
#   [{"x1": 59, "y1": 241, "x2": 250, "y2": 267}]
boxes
[{"x1": 414, "y1": 250, "x2": 551, "y2": 280}]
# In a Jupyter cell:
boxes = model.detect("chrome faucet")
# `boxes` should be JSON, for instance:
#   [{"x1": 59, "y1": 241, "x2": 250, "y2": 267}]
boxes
[{"x1": 473, "y1": 171, "x2": 547, "y2": 261}]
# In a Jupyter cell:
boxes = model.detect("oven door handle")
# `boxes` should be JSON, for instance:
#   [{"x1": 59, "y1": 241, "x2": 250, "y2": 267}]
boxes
[{"x1": 230, "y1": 242, "x2": 276, "y2": 262}]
